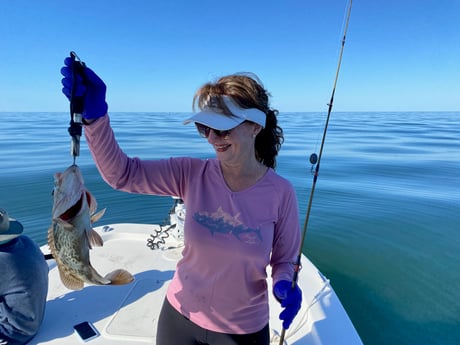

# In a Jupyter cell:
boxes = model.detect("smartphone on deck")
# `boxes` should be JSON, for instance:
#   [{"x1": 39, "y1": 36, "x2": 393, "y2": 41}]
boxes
[{"x1": 73, "y1": 321, "x2": 99, "y2": 342}]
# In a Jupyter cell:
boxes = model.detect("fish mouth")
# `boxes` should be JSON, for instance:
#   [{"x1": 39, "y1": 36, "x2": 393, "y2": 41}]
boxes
[
  {"x1": 58, "y1": 194, "x2": 84, "y2": 221},
  {"x1": 58, "y1": 191, "x2": 94, "y2": 221}
]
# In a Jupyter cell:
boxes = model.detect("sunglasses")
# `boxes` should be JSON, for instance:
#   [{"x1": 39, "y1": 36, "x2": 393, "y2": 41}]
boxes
[{"x1": 195, "y1": 123, "x2": 232, "y2": 139}]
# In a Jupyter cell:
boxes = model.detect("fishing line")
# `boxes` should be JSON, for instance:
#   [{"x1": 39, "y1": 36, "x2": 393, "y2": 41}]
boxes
[{"x1": 277, "y1": 0, "x2": 353, "y2": 343}]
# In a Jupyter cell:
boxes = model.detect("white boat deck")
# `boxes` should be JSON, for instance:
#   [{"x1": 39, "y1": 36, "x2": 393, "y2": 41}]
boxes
[{"x1": 34, "y1": 223, "x2": 362, "y2": 345}]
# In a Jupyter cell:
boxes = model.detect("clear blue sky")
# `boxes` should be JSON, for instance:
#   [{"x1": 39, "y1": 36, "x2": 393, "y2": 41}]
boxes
[{"x1": 1, "y1": 0, "x2": 458, "y2": 112}]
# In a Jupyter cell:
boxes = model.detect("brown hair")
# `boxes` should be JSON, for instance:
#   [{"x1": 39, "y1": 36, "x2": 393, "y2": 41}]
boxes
[{"x1": 193, "y1": 73, "x2": 284, "y2": 169}]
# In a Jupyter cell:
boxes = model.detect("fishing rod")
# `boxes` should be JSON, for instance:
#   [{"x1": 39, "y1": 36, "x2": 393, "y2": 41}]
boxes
[{"x1": 278, "y1": 0, "x2": 353, "y2": 343}]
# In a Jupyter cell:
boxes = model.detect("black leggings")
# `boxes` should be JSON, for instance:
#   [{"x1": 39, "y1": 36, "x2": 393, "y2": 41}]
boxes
[{"x1": 156, "y1": 298, "x2": 270, "y2": 345}]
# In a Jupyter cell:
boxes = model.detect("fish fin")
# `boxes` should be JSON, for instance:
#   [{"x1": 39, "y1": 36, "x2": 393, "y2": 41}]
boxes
[
  {"x1": 90, "y1": 208, "x2": 106, "y2": 224},
  {"x1": 86, "y1": 190, "x2": 98, "y2": 215},
  {"x1": 59, "y1": 267, "x2": 85, "y2": 290},
  {"x1": 47, "y1": 223, "x2": 58, "y2": 259},
  {"x1": 104, "y1": 269, "x2": 135, "y2": 285},
  {"x1": 86, "y1": 228, "x2": 104, "y2": 248}
]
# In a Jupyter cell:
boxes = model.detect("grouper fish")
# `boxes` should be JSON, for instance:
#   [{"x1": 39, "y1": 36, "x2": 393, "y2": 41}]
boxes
[{"x1": 48, "y1": 164, "x2": 134, "y2": 290}]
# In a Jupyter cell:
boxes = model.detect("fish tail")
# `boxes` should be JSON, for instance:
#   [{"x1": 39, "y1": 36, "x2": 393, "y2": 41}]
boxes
[{"x1": 104, "y1": 269, "x2": 134, "y2": 285}]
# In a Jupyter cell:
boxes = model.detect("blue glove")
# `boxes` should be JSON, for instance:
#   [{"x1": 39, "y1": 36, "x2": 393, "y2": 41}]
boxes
[
  {"x1": 61, "y1": 57, "x2": 108, "y2": 120},
  {"x1": 273, "y1": 280, "x2": 302, "y2": 329}
]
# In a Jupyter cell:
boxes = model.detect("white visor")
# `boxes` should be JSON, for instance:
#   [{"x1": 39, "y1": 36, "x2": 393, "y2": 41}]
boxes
[{"x1": 183, "y1": 95, "x2": 266, "y2": 130}]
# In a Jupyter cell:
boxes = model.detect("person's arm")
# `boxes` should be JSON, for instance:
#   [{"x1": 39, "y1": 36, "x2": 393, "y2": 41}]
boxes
[
  {"x1": 61, "y1": 56, "x2": 187, "y2": 197},
  {"x1": 270, "y1": 182, "x2": 302, "y2": 330},
  {"x1": 84, "y1": 115, "x2": 191, "y2": 197},
  {"x1": 270, "y1": 182, "x2": 301, "y2": 283}
]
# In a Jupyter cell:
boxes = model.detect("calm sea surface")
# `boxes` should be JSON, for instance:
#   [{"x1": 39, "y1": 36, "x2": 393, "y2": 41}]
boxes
[{"x1": 1, "y1": 112, "x2": 459, "y2": 345}]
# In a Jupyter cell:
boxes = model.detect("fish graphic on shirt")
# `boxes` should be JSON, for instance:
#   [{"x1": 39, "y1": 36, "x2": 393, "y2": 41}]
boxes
[{"x1": 193, "y1": 207, "x2": 262, "y2": 244}]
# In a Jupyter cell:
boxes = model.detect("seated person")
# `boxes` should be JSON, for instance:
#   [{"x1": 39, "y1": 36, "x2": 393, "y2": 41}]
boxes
[{"x1": 0, "y1": 209, "x2": 49, "y2": 345}]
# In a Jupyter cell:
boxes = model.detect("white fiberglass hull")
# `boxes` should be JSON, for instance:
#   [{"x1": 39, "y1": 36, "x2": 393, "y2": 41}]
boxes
[{"x1": 34, "y1": 223, "x2": 362, "y2": 345}]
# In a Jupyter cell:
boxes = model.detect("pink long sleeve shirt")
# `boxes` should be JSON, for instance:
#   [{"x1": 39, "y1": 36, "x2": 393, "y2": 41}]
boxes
[{"x1": 84, "y1": 116, "x2": 301, "y2": 334}]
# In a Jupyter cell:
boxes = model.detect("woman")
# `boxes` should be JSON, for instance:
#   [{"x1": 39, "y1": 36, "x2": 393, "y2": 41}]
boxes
[{"x1": 61, "y1": 58, "x2": 302, "y2": 345}]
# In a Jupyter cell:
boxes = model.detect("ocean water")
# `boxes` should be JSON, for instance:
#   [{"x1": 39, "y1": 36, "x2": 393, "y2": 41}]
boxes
[{"x1": 1, "y1": 111, "x2": 459, "y2": 345}]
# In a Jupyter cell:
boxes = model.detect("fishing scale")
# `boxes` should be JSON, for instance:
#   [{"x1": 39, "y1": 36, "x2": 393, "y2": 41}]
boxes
[{"x1": 68, "y1": 51, "x2": 86, "y2": 164}]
